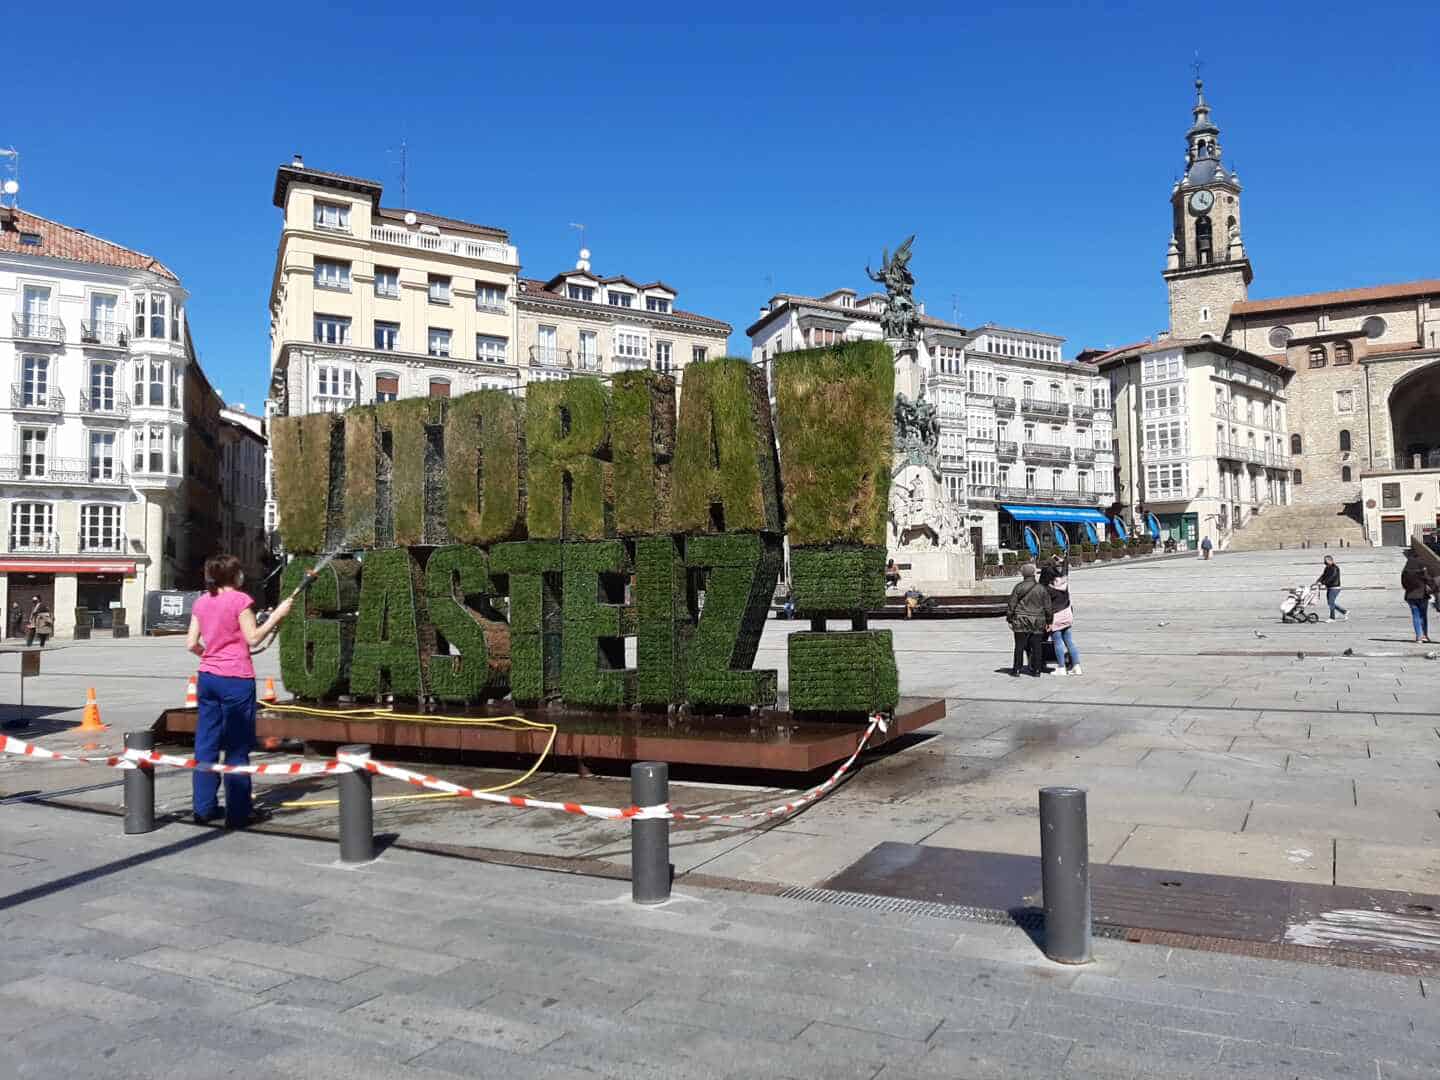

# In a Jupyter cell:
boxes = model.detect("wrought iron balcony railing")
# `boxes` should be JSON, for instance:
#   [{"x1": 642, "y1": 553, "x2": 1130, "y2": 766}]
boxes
[
  {"x1": 10, "y1": 384, "x2": 65, "y2": 411},
  {"x1": 0, "y1": 455, "x2": 128, "y2": 484},
  {"x1": 1020, "y1": 398, "x2": 1069, "y2": 419},
  {"x1": 997, "y1": 441, "x2": 1018, "y2": 460},
  {"x1": 79, "y1": 391, "x2": 131, "y2": 417},
  {"x1": 1022, "y1": 442, "x2": 1072, "y2": 462},
  {"x1": 11, "y1": 314, "x2": 64, "y2": 342},
  {"x1": 993, "y1": 395, "x2": 1017, "y2": 413},
  {"x1": 80, "y1": 321, "x2": 128, "y2": 348}
]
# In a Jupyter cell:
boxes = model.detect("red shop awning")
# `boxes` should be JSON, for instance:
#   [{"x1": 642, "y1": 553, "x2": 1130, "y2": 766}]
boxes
[{"x1": 0, "y1": 560, "x2": 137, "y2": 575}]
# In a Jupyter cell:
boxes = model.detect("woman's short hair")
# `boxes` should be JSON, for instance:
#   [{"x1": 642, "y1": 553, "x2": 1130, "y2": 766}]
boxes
[{"x1": 204, "y1": 554, "x2": 244, "y2": 595}]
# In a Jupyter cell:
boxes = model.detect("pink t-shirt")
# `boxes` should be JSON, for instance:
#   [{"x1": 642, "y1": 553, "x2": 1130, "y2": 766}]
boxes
[{"x1": 192, "y1": 590, "x2": 255, "y2": 679}]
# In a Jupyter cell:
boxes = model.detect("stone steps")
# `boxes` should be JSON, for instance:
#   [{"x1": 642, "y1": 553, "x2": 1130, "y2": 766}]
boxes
[{"x1": 1228, "y1": 503, "x2": 1367, "y2": 551}]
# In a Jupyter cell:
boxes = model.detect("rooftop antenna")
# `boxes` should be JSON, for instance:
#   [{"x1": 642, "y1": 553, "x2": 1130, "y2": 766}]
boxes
[
  {"x1": 0, "y1": 148, "x2": 19, "y2": 208},
  {"x1": 569, "y1": 222, "x2": 590, "y2": 271},
  {"x1": 1192, "y1": 52, "x2": 1203, "y2": 83},
  {"x1": 951, "y1": 292, "x2": 962, "y2": 326},
  {"x1": 387, "y1": 138, "x2": 408, "y2": 206}
]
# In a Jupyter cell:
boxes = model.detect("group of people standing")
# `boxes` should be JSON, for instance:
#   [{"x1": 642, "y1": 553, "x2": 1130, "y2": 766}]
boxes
[
  {"x1": 1005, "y1": 558, "x2": 1081, "y2": 677},
  {"x1": 5, "y1": 596, "x2": 52, "y2": 647}
]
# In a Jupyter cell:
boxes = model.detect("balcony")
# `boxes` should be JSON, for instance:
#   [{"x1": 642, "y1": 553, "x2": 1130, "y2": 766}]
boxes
[
  {"x1": 1072, "y1": 404, "x2": 1095, "y2": 420},
  {"x1": 966, "y1": 437, "x2": 996, "y2": 453},
  {"x1": 8, "y1": 533, "x2": 59, "y2": 554},
  {"x1": 10, "y1": 385, "x2": 65, "y2": 412},
  {"x1": 11, "y1": 314, "x2": 64, "y2": 343},
  {"x1": 575, "y1": 352, "x2": 602, "y2": 372},
  {"x1": 1073, "y1": 447, "x2": 1097, "y2": 464},
  {"x1": 1022, "y1": 442, "x2": 1071, "y2": 462},
  {"x1": 531, "y1": 346, "x2": 576, "y2": 369},
  {"x1": 79, "y1": 391, "x2": 131, "y2": 417},
  {"x1": 969, "y1": 484, "x2": 999, "y2": 502},
  {"x1": 80, "y1": 321, "x2": 128, "y2": 348},
  {"x1": 966, "y1": 392, "x2": 994, "y2": 407},
  {"x1": 370, "y1": 224, "x2": 518, "y2": 266},
  {"x1": 995, "y1": 485, "x2": 1103, "y2": 505},
  {"x1": 997, "y1": 441, "x2": 1018, "y2": 460},
  {"x1": 79, "y1": 536, "x2": 129, "y2": 555},
  {"x1": 941, "y1": 451, "x2": 964, "y2": 467},
  {"x1": 1217, "y1": 440, "x2": 1244, "y2": 462},
  {"x1": 0, "y1": 456, "x2": 129, "y2": 485},
  {"x1": 993, "y1": 395, "x2": 1017, "y2": 413},
  {"x1": 1021, "y1": 397, "x2": 1069, "y2": 419}
]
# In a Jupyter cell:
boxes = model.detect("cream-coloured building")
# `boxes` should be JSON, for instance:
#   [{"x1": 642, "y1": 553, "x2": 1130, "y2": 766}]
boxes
[
  {"x1": 515, "y1": 254, "x2": 730, "y2": 389},
  {"x1": 1096, "y1": 340, "x2": 1294, "y2": 547},
  {"x1": 0, "y1": 206, "x2": 192, "y2": 633},
  {"x1": 1360, "y1": 468, "x2": 1439, "y2": 548}
]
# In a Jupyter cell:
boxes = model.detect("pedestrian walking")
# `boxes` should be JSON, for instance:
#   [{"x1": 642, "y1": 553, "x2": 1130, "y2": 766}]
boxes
[
  {"x1": 1041, "y1": 563, "x2": 1082, "y2": 675},
  {"x1": 7, "y1": 600, "x2": 21, "y2": 640},
  {"x1": 1200, "y1": 535, "x2": 1213, "y2": 561},
  {"x1": 1317, "y1": 555, "x2": 1347, "y2": 621},
  {"x1": 24, "y1": 596, "x2": 51, "y2": 647},
  {"x1": 186, "y1": 554, "x2": 296, "y2": 828},
  {"x1": 1401, "y1": 550, "x2": 1437, "y2": 644},
  {"x1": 1006, "y1": 563, "x2": 1052, "y2": 677}
]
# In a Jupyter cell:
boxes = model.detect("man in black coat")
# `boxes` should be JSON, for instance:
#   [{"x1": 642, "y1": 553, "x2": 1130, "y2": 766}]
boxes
[{"x1": 1317, "y1": 556, "x2": 1347, "y2": 622}]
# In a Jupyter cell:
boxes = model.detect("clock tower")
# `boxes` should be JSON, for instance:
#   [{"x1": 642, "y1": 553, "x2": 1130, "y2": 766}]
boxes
[{"x1": 1162, "y1": 78, "x2": 1253, "y2": 341}]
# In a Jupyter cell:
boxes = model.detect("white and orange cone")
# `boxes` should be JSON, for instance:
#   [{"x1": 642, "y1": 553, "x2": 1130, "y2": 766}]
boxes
[
  {"x1": 260, "y1": 677, "x2": 277, "y2": 704},
  {"x1": 184, "y1": 674, "x2": 198, "y2": 708},
  {"x1": 77, "y1": 687, "x2": 107, "y2": 732}
]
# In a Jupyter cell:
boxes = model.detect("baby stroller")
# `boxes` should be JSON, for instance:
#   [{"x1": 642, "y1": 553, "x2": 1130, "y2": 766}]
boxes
[{"x1": 1280, "y1": 583, "x2": 1322, "y2": 624}]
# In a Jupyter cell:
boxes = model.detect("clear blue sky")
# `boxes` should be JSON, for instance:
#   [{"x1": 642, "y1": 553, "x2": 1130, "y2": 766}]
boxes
[{"x1": 7, "y1": 5, "x2": 1438, "y2": 408}]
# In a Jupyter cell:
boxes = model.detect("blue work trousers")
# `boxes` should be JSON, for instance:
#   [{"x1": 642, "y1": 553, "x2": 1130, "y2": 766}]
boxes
[{"x1": 193, "y1": 672, "x2": 256, "y2": 825}]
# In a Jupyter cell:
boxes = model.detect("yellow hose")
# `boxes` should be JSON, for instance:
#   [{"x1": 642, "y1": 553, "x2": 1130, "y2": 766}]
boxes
[{"x1": 261, "y1": 701, "x2": 558, "y2": 808}]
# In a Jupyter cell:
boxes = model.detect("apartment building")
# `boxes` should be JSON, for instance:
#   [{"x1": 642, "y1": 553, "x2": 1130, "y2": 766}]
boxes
[
  {"x1": 0, "y1": 207, "x2": 196, "y2": 631},
  {"x1": 515, "y1": 253, "x2": 729, "y2": 388},
  {"x1": 218, "y1": 406, "x2": 267, "y2": 590},
  {"x1": 1095, "y1": 339, "x2": 1294, "y2": 546},
  {"x1": 748, "y1": 293, "x2": 1113, "y2": 551}
]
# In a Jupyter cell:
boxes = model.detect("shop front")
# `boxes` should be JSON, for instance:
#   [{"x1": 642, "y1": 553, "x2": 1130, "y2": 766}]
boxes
[
  {"x1": 1000, "y1": 505, "x2": 1117, "y2": 556},
  {"x1": 0, "y1": 559, "x2": 138, "y2": 636},
  {"x1": 77, "y1": 573, "x2": 125, "y2": 629},
  {"x1": 1155, "y1": 512, "x2": 1199, "y2": 547}
]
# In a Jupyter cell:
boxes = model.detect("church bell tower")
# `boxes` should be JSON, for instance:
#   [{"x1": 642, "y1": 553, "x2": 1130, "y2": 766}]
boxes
[{"x1": 1162, "y1": 78, "x2": 1253, "y2": 341}]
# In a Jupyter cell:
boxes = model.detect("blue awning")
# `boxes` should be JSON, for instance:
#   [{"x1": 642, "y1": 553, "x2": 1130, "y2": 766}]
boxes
[
  {"x1": 1001, "y1": 504, "x2": 1111, "y2": 525},
  {"x1": 1146, "y1": 512, "x2": 1162, "y2": 540}
]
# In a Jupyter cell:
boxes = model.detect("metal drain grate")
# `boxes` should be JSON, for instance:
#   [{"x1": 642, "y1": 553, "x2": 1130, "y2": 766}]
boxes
[{"x1": 778, "y1": 885, "x2": 1132, "y2": 939}]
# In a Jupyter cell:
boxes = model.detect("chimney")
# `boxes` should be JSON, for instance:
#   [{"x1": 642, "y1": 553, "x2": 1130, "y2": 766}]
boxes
[
  {"x1": 292, "y1": 153, "x2": 304, "y2": 168},
  {"x1": 918, "y1": 302, "x2": 926, "y2": 316}
]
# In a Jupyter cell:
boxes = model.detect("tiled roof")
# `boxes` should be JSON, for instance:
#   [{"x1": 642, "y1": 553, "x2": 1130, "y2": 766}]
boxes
[
  {"x1": 1092, "y1": 336, "x2": 1292, "y2": 379},
  {"x1": 746, "y1": 293, "x2": 965, "y2": 336},
  {"x1": 374, "y1": 206, "x2": 508, "y2": 240},
  {"x1": 517, "y1": 278, "x2": 730, "y2": 331},
  {"x1": 273, "y1": 162, "x2": 382, "y2": 208},
  {"x1": 0, "y1": 208, "x2": 178, "y2": 281},
  {"x1": 1231, "y1": 279, "x2": 1440, "y2": 316}
]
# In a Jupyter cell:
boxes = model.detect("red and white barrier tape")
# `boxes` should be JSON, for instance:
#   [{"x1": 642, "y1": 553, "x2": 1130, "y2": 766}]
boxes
[{"x1": 0, "y1": 712, "x2": 890, "y2": 823}]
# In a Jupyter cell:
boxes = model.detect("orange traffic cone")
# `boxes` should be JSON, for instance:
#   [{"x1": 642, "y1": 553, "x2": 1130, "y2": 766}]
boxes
[
  {"x1": 77, "y1": 687, "x2": 107, "y2": 732},
  {"x1": 184, "y1": 674, "x2": 198, "y2": 708},
  {"x1": 260, "y1": 677, "x2": 277, "y2": 704}
]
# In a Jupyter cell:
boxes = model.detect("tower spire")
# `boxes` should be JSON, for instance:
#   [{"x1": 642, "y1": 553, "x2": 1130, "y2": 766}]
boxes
[{"x1": 1183, "y1": 74, "x2": 1224, "y2": 182}]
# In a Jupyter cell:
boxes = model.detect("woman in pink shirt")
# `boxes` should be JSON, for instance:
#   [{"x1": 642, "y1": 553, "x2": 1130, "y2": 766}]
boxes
[{"x1": 186, "y1": 554, "x2": 295, "y2": 827}]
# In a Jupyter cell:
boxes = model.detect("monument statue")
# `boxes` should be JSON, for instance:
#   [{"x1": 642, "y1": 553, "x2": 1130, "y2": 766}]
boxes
[
  {"x1": 892, "y1": 385, "x2": 940, "y2": 475},
  {"x1": 866, "y1": 234, "x2": 919, "y2": 342}
]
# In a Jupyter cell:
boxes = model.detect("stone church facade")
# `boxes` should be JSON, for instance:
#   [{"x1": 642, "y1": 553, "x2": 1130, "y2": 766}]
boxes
[{"x1": 1159, "y1": 80, "x2": 1440, "y2": 518}]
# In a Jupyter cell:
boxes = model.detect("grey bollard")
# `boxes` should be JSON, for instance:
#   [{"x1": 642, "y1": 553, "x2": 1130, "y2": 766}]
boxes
[
  {"x1": 337, "y1": 744, "x2": 375, "y2": 864},
  {"x1": 631, "y1": 762, "x2": 671, "y2": 904},
  {"x1": 123, "y1": 730, "x2": 155, "y2": 834},
  {"x1": 1039, "y1": 786, "x2": 1092, "y2": 964}
]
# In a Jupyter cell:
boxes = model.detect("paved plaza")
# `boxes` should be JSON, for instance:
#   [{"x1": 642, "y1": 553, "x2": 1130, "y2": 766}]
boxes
[{"x1": 2, "y1": 546, "x2": 1439, "y2": 895}]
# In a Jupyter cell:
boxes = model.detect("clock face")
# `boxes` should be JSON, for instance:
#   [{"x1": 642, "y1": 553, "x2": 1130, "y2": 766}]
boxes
[{"x1": 1189, "y1": 189, "x2": 1215, "y2": 213}]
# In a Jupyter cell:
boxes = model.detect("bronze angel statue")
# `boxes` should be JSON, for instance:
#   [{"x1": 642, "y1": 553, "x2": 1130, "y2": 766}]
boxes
[{"x1": 866, "y1": 234, "x2": 919, "y2": 341}]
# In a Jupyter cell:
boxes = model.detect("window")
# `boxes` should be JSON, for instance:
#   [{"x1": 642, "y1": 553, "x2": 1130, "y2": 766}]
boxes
[
  {"x1": 170, "y1": 365, "x2": 181, "y2": 408},
  {"x1": 1290, "y1": 433, "x2": 1302, "y2": 454},
  {"x1": 567, "y1": 284, "x2": 595, "y2": 302},
  {"x1": 90, "y1": 361, "x2": 117, "y2": 411},
  {"x1": 1195, "y1": 215, "x2": 1212, "y2": 263},
  {"x1": 1334, "y1": 341, "x2": 1353, "y2": 365},
  {"x1": 1362, "y1": 316, "x2": 1386, "y2": 340},
  {"x1": 692, "y1": 346, "x2": 708, "y2": 365},
  {"x1": 20, "y1": 428, "x2": 48, "y2": 478},
  {"x1": 1141, "y1": 353, "x2": 1183, "y2": 381},
  {"x1": 80, "y1": 505, "x2": 121, "y2": 552},
  {"x1": 1308, "y1": 345, "x2": 1327, "y2": 368},
  {"x1": 316, "y1": 365, "x2": 355, "y2": 409},
  {"x1": 1382, "y1": 482, "x2": 1401, "y2": 508},
  {"x1": 475, "y1": 335, "x2": 508, "y2": 365},
  {"x1": 607, "y1": 290, "x2": 633, "y2": 308},
  {"x1": 576, "y1": 331, "x2": 598, "y2": 369},
  {"x1": 20, "y1": 355, "x2": 50, "y2": 407},
  {"x1": 314, "y1": 315, "x2": 351, "y2": 345},
  {"x1": 1144, "y1": 420, "x2": 1185, "y2": 455},
  {"x1": 535, "y1": 325, "x2": 559, "y2": 365},
  {"x1": 476, "y1": 283, "x2": 506, "y2": 313},
  {"x1": 1142, "y1": 385, "x2": 1184, "y2": 414},
  {"x1": 655, "y1": 341, "x2": 674, "y2": 374},
  {"x1": 1024, "y1": 466, "x2": 1037, "y2": 489},
  {"x1": 1023, "y1": 422, "x2": 1036, "y2": 441},
  {"x1": 1145, "y1": 462, "x2": 1188, "y2": 497},
  {"x1": 374, "y1": 374, "x2": 399, "y2": 403},
  {"x1": 1021, "y1": 379, "x2": 1035, "y2": 401},
  {"x1": 314, "y1": 201, "x2": 350, "y2": 231},
  {"x1": 132, "y1": 292, "x2": 172, "y2": 339},
  {"x1": 428, "y1": 275, "x2": 451, "y2": 304},
  {"x1": 616, "y1": 330, "x2": 647, "y2": 362},
  {"x1": 1293, "y1": 469, "x2": 1303, "y2": 485},
  {"x1": 9, "y1": 502, "x2": 53, "y2": 552},
  {"x1": 1077, "y1": 471, "x2": 1090, "y2": 493},
  {"x1": 1051, "y1": 468, "x2": 1064, "y2": 490},
  {"x1": 87, "y1": 293, "x2": 119, "y2": 343},
  {"x1": 171, "y1": 431, "x2": 181, "y2": 474},
  {"x1": 89, "y1": 432, "x2": 116, "y2": 481},
  {"x1": 808, "y1": 327, "x2": 844, "y2": 348},
  {"x1": 374, "y1": 267, "x2": 400, "y2": 299},
  {"x1": 133, "y1": 362, "x2": 166, "y2": 407},
  {"x1": 1200, "y1": 306, "x2": 1211, "y2": 323},
  {"x1": 314, "y1": 259, "x2": 351, "y2": 291},
  {"x1": 428, "y1": 378, "x2": 451, "y2": 399},
  {"x1": 1341, "y1": 466, "x2": 1352, "y2": 482},
  {"x1": 1335, "y1": 389, "x2": 1354, "y2": 414},
  {"x1": 1339, "y1": 429, "x2": 1351, "y2": 452},
  {"x1": 374, "y1": 321, "x2": 399, "y2": 351},
  {"x1": 646, "y1": 296, "x2": 672, "y2": 313}
]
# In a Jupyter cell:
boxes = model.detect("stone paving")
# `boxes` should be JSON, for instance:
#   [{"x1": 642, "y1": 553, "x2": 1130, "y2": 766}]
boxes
[
  {"x1": 2, "y1": 799, "x2": 1438, "y2": 1080},
  {"x1": 2, "y1": 546, "x2": 1438, "y2": 896}
]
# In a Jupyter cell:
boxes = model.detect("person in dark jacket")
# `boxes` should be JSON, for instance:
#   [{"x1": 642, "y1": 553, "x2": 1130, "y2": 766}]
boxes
[
  {"x1": 1401, "y1": 552, "x2": 1437, "y2": 643},
  {"x1": 1317, "y1": 556, "x2": 1346, "y2": 622},
  {"x1": 1041, "y1": 563, "x2": 1082, "y2": 675},
  {"x1": 1006, "y1": 563, "x2": 1052, "y2": 677}
]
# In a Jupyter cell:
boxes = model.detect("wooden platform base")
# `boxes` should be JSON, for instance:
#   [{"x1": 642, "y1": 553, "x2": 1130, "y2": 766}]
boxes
[{"x1": 155, "y1": 696, "x2": 945, "y2": 773}]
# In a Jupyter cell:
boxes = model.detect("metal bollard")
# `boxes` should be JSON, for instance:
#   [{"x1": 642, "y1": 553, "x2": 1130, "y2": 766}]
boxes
[
  {"x1": 1039, "y1": 786, "x2": 1092, "y2": 964},
  {"x1": 631, "y1": 762, "x2": 671, "y2": 904},
  {"x1": 123, "y1": 730, "x2": 155, "y2": 835},
  {"x1": 337, "y1": 744, "x2": 375, "y2": 864}
]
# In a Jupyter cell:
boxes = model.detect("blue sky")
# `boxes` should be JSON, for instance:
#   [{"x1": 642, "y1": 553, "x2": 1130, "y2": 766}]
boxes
[{"x1": 7, "y1": 5, "x2": 1438, "y2": 408}]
